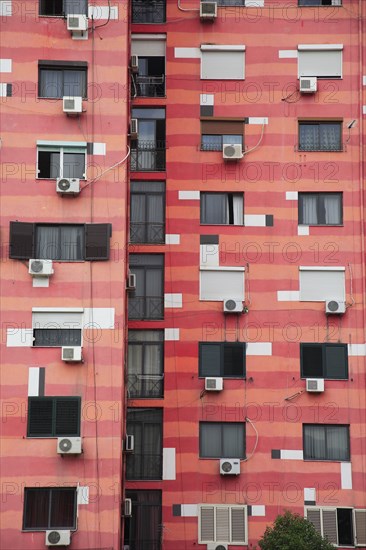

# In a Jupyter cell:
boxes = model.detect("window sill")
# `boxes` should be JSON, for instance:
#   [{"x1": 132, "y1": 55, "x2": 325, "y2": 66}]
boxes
[
  {"x1": 298, "y1": 149, "x2": 343, "y2": 153},
  {"x1": 303, "y1": 459, "x2": 350, "y2": 463},
  {"x1": 299, "y1": 224, "x2": 343, "y2": 227},
  {"x1": 300, "y1": 377, "x2": 348, "y2": 381},
  {"x1": 36, "y1": 178, "x2": 86, "y2": 181},
  {"x1": 200, "y1": 223, "x2": 244, "y2": 227},
  {"x1": 37, "y1": 96, "x2": 88, "y2": 101},
  {"x1": 22, "y1": 528, "x2": 77, "y2": 532}
]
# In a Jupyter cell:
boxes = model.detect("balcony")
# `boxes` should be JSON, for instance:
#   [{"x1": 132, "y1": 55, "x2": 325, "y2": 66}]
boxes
[
  {"x1": 126, "y1": 453, "x2": 163, "y2": 480},
  {"x1": 130, "y1": 222, "x2": 165, "y2": 244},
  {"x1": 134, "y1": 75, "x2": 165, "y2": 98},
  {"x1": 128, "y1": 296, "x2": 164, "y2": 320},
  {"x1": 127, "y1": 374, "x2": 164, "y2": 398},
  {"x1": 130, "y1": 141, "x2": 166, "y2": 172},
  {"x1": 132, "y1": 0, "x2": 166, "y2": 23}
]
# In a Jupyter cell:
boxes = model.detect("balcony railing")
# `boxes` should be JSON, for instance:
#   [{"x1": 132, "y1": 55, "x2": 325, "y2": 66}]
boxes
[
  {"x1": 130, "y1": 140, "x2": 166, "y2": 172},
  {"x1": 132, "y1": 0, "x2": 166, "y2": 23},
  {"x1": 128, "y1": 296, "x2": 164, "y2": 320},
  {"x1": 130, "y1": 222, "x2": 165, "y2": 244},
  {"x1": 126, "y1": 453, "x2": 163, "y2": 480},
  {"x1": 135, "y1": 75, "x2": 165, "y2": 97},
  {"x1": 127, "y1": 374, "x2": 164, "y2": 398}
]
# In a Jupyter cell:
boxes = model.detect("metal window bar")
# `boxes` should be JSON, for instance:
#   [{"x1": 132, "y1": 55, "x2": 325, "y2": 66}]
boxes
[
  {"x1": 130, "y1": 222, "x2": 165, "y2": 244},
  {"x1": 132, "y1": 0, "x2": 166, "y2": 23},
  {"x1": 135, "y1": 75, "x2": 165, "y2": 97},
  {"x1": 128, "y1": 296, "x2": 164, "y2": 320},
  {"x1": 130, "y1": 141, "x2": 166, "y2": 172},
  {"x1": 127, "y1": 374, "x2": 164, "y2": 398}
]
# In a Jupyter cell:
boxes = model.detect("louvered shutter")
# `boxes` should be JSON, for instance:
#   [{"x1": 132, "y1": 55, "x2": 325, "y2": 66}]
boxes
[
  {"x1": 200, "y1": 506, "x2": 215, "y2": 542},
  {"x1": 322, "y1": 509, "x2": 338, "y2": 545},
  {"x1": 28, "y1": 398, "x2": 53, "y2": 436},
  {"x1": 216, "y1": 506, "x2": 230, "y2": 542},
  {"x1": 85, "y1": 223, "x2": 111, "y2": 260},
  {"x1": 354, "y1": 509, "x2": 366, "y2": 546},
  {"x1": 55, "y1": 398, "x2": 80, "y2": 436},
  {"x1": 306, "y1": 508, "x2": 322, "y2": 534},
  {"x1": 9, "y1": 221, "x2": 35, "y2": 259},
  {"x1": 231, "y1": 506, "x2": 246, "y2": 543}
]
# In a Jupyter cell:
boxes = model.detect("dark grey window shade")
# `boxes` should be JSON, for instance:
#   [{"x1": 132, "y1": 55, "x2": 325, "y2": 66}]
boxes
[
  {"x1": 199, "y1": 422, "x2": 245, "y2": 458},
  {"x1": 303, "y1": 424, "x2": 350, "y2": 461},
  {"x1": 33, "y1": 328, "x2": 82, "y2": 347},
  {"x1": 39, "y1": 0, "x2": 88, "y2": 15},
  {"x1": 301, "y1": 343, "x2": 348, "y2": 379},
  {"x1": 126, "y1": 408, "x2": 163, "y2": 480},
  {"x1": 85, "y1": 224, "x2": 111, "y2": 260},
  {"x1": 23, "y1": 487, "x2": 77, "y2": 530},
  {"x1": 199, "y1": 343, "x2": 246, "y2": 378},
  {"x1": 298, "y1": 193, "x2": 342, "y2": 225},
  {"x1": 9, "y1": 221, "x2": 35, "y2": 259},
  {"x1": 28, "y1": 397, "x2": 81, "y2": 437}
]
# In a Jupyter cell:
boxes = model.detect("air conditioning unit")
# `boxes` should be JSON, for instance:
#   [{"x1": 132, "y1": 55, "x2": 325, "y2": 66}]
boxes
[
  {"x1": 29, "y1": 259, "x2": 54, "y2": 277},
  {"x1": 62, "y1": 346, "x2": 83, "y2": 363},
  {"x1": 200, "y1": 1, "x2": 217, "y2": 20},
  {"x1": 219, "y1": 458, "x2": 240, "y2": 476},
  {"x1": 223, "y1": 299, "x2": 243, "y2": 313},
  {"x1": 63, "y1": 96, "x2": 83, "y2": 115},
  {"x1": 306, "y1": 378, "x2": 325, "y2": 393},
  {"x1": 299, "y1": 77, "x2": 317, "y2": 94},
  {"x1": 207, "y1": 544, "x2": 228, "y2": 550},
  {"x1": 45, "y1": 530, "x2": 71, "y2": 547},
  {"x1": 131, "y1": 55, "x2": 139, "y2": 73},
  {"x1": 125, "y1": 434, "x2": 134, "y2": 452},
  {"x1": 205, "y1": 377, "x2": 223, "y2": 392},
  {"x1": 56, "y1": 177, "x2": 80, "y2": 195},
  {"x1": 126, "y1": 273, "x2": 136, "y2": 291},
  {"x1": 223, "y1": 143, "x2": 243, "y2": 161},
  {"x1": 124, "y1": 498, "x2": 132, "y2": 517},
  {"x1": 67, "y1": 14, "x2": 88, "y2": 32},
  {"x1": 325, "y1": 300, "x2": 346, "y2": 315},
  {"x1": 57, "y1": 437, "x2": 82, "y2": 455},
  {"x1": 130, "y1": 118, "x2": 138, "y2": 140}
]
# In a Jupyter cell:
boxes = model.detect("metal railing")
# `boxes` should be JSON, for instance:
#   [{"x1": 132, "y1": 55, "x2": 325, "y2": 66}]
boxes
[
  {"x1": 135, "y1": 75, "x2": 165, "y2": 97},
  {"x1": 127, "y1": 374, "x2": 164, "y2": 398},
  {"x1": 132, "y1": 0, "x2": 166, "y2": 23},
  {"x1": 130, "y1": 222, "x2": 165, "y2": 244},
  {"x1": 130, "y1": 140, "x2": 166, "y2": 172},
  {"x1": 126, "y1": 453, "x2": 163, "y2": 480},
  {"x1": 128, "y1": 296, "x2": 164, "y2": 320}
]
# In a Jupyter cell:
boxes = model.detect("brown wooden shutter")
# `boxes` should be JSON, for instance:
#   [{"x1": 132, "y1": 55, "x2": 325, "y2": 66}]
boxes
[
  {"x1": 354, "y1": 509, "x2": 366, "y2": 546},
  {"x1": 199, "y1": 506, "x2": 215, "y2": 542},
  {"x1": 85, "y1": 223, "x2": 112, "y2": 260},
  {"x1": 9, "y1": 221, "x2": 35, "y2": 259},
  {"x1": 201, "y1": 120, "x2": 244, "y2": 135}
]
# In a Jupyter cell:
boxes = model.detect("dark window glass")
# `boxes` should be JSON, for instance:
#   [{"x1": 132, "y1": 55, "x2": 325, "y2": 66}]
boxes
[
  {"x1": 38, "y1": 149, "x2": 85, "y2": 179},
  {"x1": 28, "y1": 397, "x2": 81, "y2": 437},
  {"x1": 39, "y1": 67, "x2": 87, "y2": 98},
  {"x1": 128, "y1": 254, "x2": 164, "y2": 320},
  {"x1": 132, "y1": 0, "x2": 166, "y2": 23},
  {"x1": 9, "y1": 221, "x2": 34, "y2": 259},
  {"x1": 199, "y1": 343, "x2": 246, "y2": 378},
  {"x1": 218, "y1": 0, "x2": 245, "y2": 4},
  {"x1": 200, "y1": 193, "x2": 244, "y2": 225},
  {"x1": 126, "y1": 409, "x2": 163, "y2": 480},
  {"x1": 39, "y1": 0, "x2": 88, "y2": 16},
  {"x1": 199, "y1": 422, "x2": 245, "y2": 458},
  {"x1": 33, "y1": 329, "x2": 82, "y2": 347},
  {"x1": 23, "y1": 488, "x2": 77, "y2": 530},
  {"x1": 337, "y1": 508, "x2": 353, "y2": 546},
  {"x1": 303, "y1": 424, "x2": 350, "y2": 461},
  {"x1": 301, "y1": 343, "x2": 348, "y2": 379},
  {"x1": 298, "y1": 193, "x2": 342, "y2": 225},
  {"x1": 124, "y1": 490, "x2": 162, "y2": 550},
  {"x1": 130, "y1": 181, "x2": 165, "y2": 243},
  {"x1": 135, "y1": 57, "x2": 165, "y2": 98},
  {"x1": 201, "y1": 134, "x2": 242, "y2": 151},
  {"x1": 128, "y1": 331, "x2": 164, "y2": 398},
  {"x1": 299, "y1": 122, "x2": 342, "y2": 152},
  {"x1": 299, "y1": 1, "x2": 337, "y2": 5}
]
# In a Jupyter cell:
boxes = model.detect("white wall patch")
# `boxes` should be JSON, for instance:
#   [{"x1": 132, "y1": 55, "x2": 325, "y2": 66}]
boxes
[
  {"x1": 77, "y1": 486, "x2": 89, "y2": 505},
  {"x1": 200, "y1": 94, "x2": 214, "y2": 106},
  {"x1": 200, "y1": 244, "x2": 219, "y2": 267},
  {"x1": 251, "y1": 505, "x2": 266, "y2": 516},
  {"x1": 279, "y1": 50, "x2": 298, "y2": 59},
  {"x1": 33, "y1": 277, "x2": 50, "y2": 288},
  {"x1": 164, "y1": 328, "x2": 180, "y2": 341},
  {"x1": 83, "y1": 308, "x2": 115, "y2": 329},
  {"x1": 0, "y1": 83, "x2": 7, "y2": 96},
  {"x1": 340, "y1": 463, "x2": 352, "y2": 490},
  {"x1": 175, "y1": 48, "x2": 201, "y2": 59},
  {"x1": 181, "y1": 504, "x2": 198, "y2": 517},
  {"x1": 247, "y1": 117, "x2": 268, "y2": 125},
  {"x1": 280, "y1": 450, "x2": 303, "y2": 460},
  {"x1": 244, "y1": 215, "x2": 266, "y2": 227},
  {"x1": 363, "y1": 76, "x2": 366, "y2": 86},
  {"x1": 179, "y1": 190, "x2": 200, "y2": 200},
  {"x1": 0, "y1": 1, "x2": 12, "y2": 16},
  {"x1": 247, "y1": 342, "x2": 272, "y2": 356},
  {"x1": 286, "y1": 191, "x2": 298, "y2": 201},
  {"x1": 363, "y1": 106, "x2": 366, "y2": 115},
  {"x1": 298, "y1": 225, "x2": 310, "y2": 236},
  {"x1": 165, "y1": 234, "x2": 180, "y2": 245},
  {"x1": 164, "y1": 294, "x2": 183, "y2": 308},
  {"x1": 0, "y1": 59, "x2": 12, "y2": 73},
  {"x1": 88, "y1": 5, "x2": 118, "y2": 20},
  {"x1": 304, "y1": 488, "x2": 316, "y2": 503},
  {"x1": 7, "y1": 328, "x2": 33, "y2": 347},
  {"x1": 163, "y1": 448, "x2": 176, "y2": 480},
  {"x1": 277, "y1": 291, "x2": 300, "y2": 301},
  {"x1": 348, "y1": 344, "x2": 366, "y2": 356},
  {"x1": 92, "y1": 143, "x2": 106, "y2": 155},
  {"x1": 28, "y1": 368, "x2": 40, "y2": 397}
]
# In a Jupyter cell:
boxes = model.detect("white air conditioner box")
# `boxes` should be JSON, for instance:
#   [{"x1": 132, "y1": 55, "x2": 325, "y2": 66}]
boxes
[
  {"x1": 29, "y1": 259, "x2": 54, "y2": 277},
  {"x1": 127, "y1": 273, "x2": 136, "y2": 291},
  {"x1": 223, "y1": 143, "x2": 243, "y2": 160},
  {"x1": 200, "y1": 1, "x2": 217, "y2": 20},
  {"x1": 220, "y1": 458, "x2": 240, "y2": 475},
  {"x1": 130, "y1": 118, "x2": 138, "y2": 140},
  {"x1": 62, "y1": 346, "x2": 82, "y2": 363},
  {"x1": 67, "y1": 14, "x2": 88, "y2": 32},
  {"x1": 299, "y1": 77, "x2": 317, "y2": 94},
  {"x1": 131, "y1": 55, "x2": 139, "y2": 73},
  {"x1": 125, "y1": 434, "x2": 134, "y2": 452},
  {"x1": 124, "y1": 498, "x2": 132, "y2": 517},
  {"x1": 57, "y1": 437, "x2": 82, "y2": 455},
  {"x1": 306, "y1": 378, "x2": 325, "y2": 393},
  {"x1": 223, "y1": 299, "x2": 243, "y2": 313},
  {"x1": 56, "y1": 177, "x2": 80, "y2": 195},
  {"x1": 207, "y1": 544, "x2": 228, "y2": 550},
  {"x1": 325, "y1": 300, "x2": 346, "y2": 315},
  {"x1": 205, "y1": 377, "x2": 223, "y2": 392},
  {"x1": 45, "y1": 530, "x2": 71, "y2": 547},
  {"x1": 63, "y1": 96, "x2": 83, "y2": 114}
]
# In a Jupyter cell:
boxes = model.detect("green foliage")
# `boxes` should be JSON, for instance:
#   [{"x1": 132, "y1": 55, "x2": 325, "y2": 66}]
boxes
[{"x1": 258, "y1": 510, "x2": 335, "y2": 550}]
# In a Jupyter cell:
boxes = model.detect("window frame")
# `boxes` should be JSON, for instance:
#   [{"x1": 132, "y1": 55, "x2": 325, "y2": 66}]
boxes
[
  {"x1": 38, "y1": 61, "x2": 88, "y2": 99},
  {"x1": 126, "y1": 408, "x2": 163, "y2": 480},
  {"x1": 39, "y1": 0, "x2": 88, "y2": 16},
  {"x1": 130, "y1": 181, "x2": 166, "y2": 244},
  {"x1": 200, "y1": 192, "x2": 244, "y2": 225},
  {"x1": 201, "y1": 134, "x2": 243, "y2": 152},
  {"x1": 298, "y1": 192, "x2": 343, "y2": 226},
  {"x1": 305, "y1": 506, "x2": 362, "y2": 547},
  {"x1": 23, "y1": 487, "x2": 77, "y2": 531},
  {"x1": 127, "y1": 330, "x2": 164, "y2": 398},
  {"x1": 37, "y1": 145, "x2": 87, "y2": 180},
  {"x1": 298, "y1": 121, "x2": 343, "y2": 152},
  {"x1": 27, "y1": 396, "x2": 81, "y2": 438},
  {"x1": 128, "y1": 254, "x2": 165, "y2": 321},
  {"x1": 300, "y1": 343, "x2": 348, "y2": 380},
  {"x1": 124, "y1": 490, "x2": 162, "y2": 550},
  {"x1": 199, "y1": 342, "x2": 246, "y2": 378},
  {"x1": 199, "y1": 421, "x2": 246, "y2": 459},
  {"x1": 298, "y1": 1, "x2": 342, "y2": 6},
  {"x1": 299, "y1": 266, "x2": 345, "y2": 302},
  {"x1": 198, "y1": 504, "x2": 248, "y2": 545},
  {"x1": 297, "y1": 45, "x2": 343, "y2": 79},
  {"x1": 303, "y1": 424, "x2": 350, "y2": 462}
]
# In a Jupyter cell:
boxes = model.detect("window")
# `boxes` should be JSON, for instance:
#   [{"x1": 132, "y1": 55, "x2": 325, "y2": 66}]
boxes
[
  {"x1": 301, "y1": 343, "x2": 348, "y2": 380},
  {"x1": 299, "y1": 1, "x2": 342, "y2": 6},
  {"x1": 128, "y1": 330, "x2": 164, "y2": 398},
  {"x1": 303, "y1": 424, "x2": 350, "y2": 461},
  {"x1": 199, "y1": 422, "x2": 245, "y2": 458},
  {"x1": 218, "y1": 0, "x2": 245, "y2": 4},
  {"x1": 128, "y1": 254, "x2": 164, "y2": 320},
  {"x1": 124, "y1": 491, "x2": 162, "y2": 550},
  {"x1": 126, "y1": 409, "x2": 163, "y2": 480},
  {"x1": 298, "y1": 45, "x2": 343, "y2": 78},
  {"x1": 201, "y1": 45, "x2": 245, "y2": 80},
  {"x1": 200, "y1": 267, "x2": 245, "y2": 301},
  {"x1": 130, "y1": 181, "x2": 165, "y2": 243},
  {"x1": 199, "y1": 505, "x2": 248, "y2": 545},
  {"x1": 298, "y1": 193, "x2": 342, "y2": 225},
  {"x1": 306, "y1": 507, "x2": 366, "y2": 547},
  {"x1": 39, "y1": 0, "x2": 88, "y2": 16},
  {"x1": 39, "y1": 61, "x2": 87, "y2": 99},
  {"x1": 201, "y1": 193, "x2": 244, "y2": 225},
  {"x1": 37, "y1": 144, "x2": 86, "y2": 179},
  {"x1": 299, "y1": 267, "x2": 345, "y2": 302},
  {"x1": 132, "y1": 0, "x2": 166, "y2": 23},
  {"x1": 131, "y1": 108, "x2": 166, "y2": 172},
  {"x1": 199, "y1": 343, "x2": 245, "y2": 378},
  {"x1": 298, "y1": 122, "x2": 342, "y2": 152},
  {"x1": 32, "y1": 309, "x2": 83, "y2": 348},
  {"x1": 200, "y1": 119, "x2": 244, "y2": 151},
  {"x1": 23, "y1": 487, "x2": 77, "y2": 530},
  {"x1": 9, "y1": 222, "x2": 111, "y2": 261},
  {"x1": 28, "y1": 397, "x2": 81, "y2": 437}
]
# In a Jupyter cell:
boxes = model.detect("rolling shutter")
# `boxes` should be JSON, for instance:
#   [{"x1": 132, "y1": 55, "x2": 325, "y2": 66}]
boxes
[
  {"x1": 28, "y1": 398, "x2": 53, "y2": 436},
  {"x1": 55, "y1": 398, "x2": 81, "y2": 436},
  {"x1": 354, "y1": 509, "x2": 366, "y2": 547},
  {"x1": 201, "y1": 120, "x2": 244, "y2": 135},
  {"x1": 9, "y1": 221, "x2": 35, "y2": 259},
  {"x1": 200, "y1": 506, "x2": 215, "y2": 542},
  {"x1": 85, "y1": 223, "x2": 112, "y2": 260}
]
